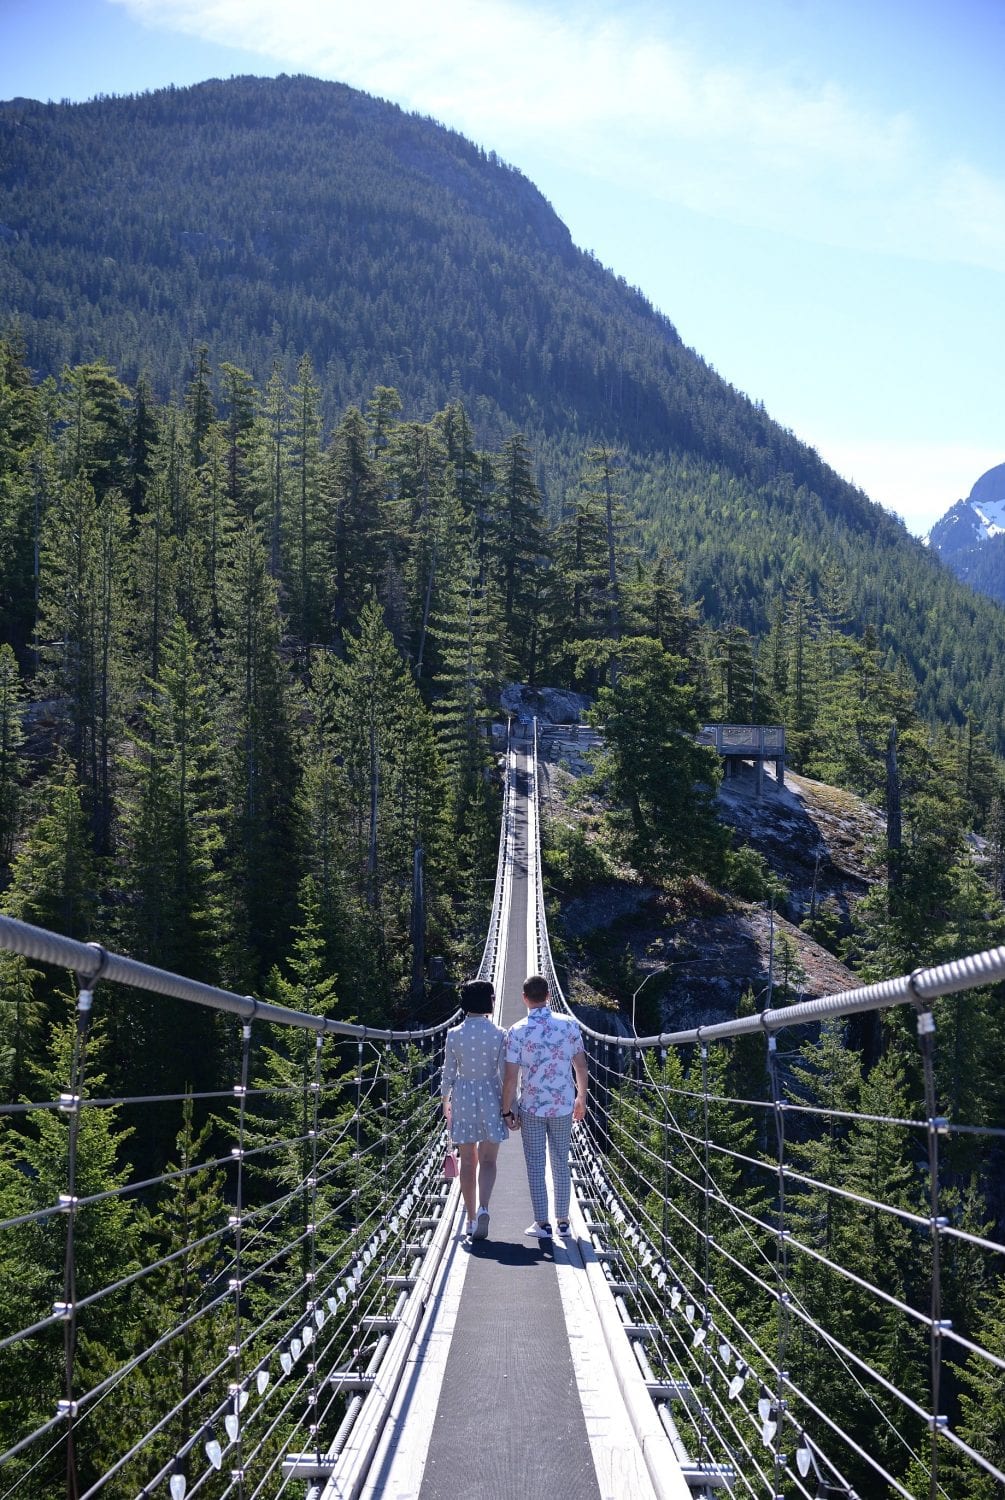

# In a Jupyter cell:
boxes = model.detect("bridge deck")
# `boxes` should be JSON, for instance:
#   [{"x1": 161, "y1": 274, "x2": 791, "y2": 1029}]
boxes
[{"x1": 359, "y1": 750, "x2": 660, "y2": 1499}]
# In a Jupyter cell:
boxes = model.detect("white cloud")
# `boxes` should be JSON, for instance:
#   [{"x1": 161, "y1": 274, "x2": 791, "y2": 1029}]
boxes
[
  {"x1": 815, "y1": 437, "x2": 1004, "y2": 537},
  {"x1": 110, "y1": 0, "x2": 1005, "y2": 272}
]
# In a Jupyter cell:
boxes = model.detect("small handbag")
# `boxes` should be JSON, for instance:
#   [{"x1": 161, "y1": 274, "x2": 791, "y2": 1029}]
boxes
[{"x1": 443, "y1": 1147, "x2": 459, "y2": 1180}]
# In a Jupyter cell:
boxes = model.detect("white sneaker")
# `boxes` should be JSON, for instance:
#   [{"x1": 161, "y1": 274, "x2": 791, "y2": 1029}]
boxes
[
  {"x1": 524, "y1": 1221, "x2": 553, "y2": 1239},
  {"x1": 471, "y1": 1207, "x2": 490, "y2": 1240}
]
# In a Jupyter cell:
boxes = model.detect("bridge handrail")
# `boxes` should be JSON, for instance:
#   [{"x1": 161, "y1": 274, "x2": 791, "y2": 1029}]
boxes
[
  {"x1": 0, "y1": 913, "x2": 461, "y2": 1041},
  {"x1": 477, "y1": 720, "x2": 514, "y2": 985},
  {"x1": 559, "y1": 942, "x2": 1005, "y2": 1047}
]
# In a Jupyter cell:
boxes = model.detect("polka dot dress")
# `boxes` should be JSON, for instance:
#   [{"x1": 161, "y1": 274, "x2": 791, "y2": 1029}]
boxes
[{"x1": 441, "y1": 1016, "x2": 508, "y2": 1144}]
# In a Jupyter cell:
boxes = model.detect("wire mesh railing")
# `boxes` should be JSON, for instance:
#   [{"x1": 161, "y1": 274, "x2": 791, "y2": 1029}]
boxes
[
  {"x1": 0, "y1": 729, "x2": 518, "y2": 1500},
  {"x1": 0, "y1": 914, "x2": 469, "y2": 1500},
  {"x1": 529, "y1": 718, "x2": 1005, "y2": 1500}
]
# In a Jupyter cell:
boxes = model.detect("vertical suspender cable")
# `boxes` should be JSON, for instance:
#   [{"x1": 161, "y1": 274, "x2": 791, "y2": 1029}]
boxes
[
  {"x1": 767, "y1": 1033, "x2": 790, "y2": 1500},
  {"x1": 307, "y1": 1031, "x2": 324, "y2": 1468},
  {"x1": 914, "y1": 1000, "x2": 946, "y2": 1500},
  {"x1": 699, "y1": 1043, "x2": 713, "y2": 1464},
  {"x1": 61, "y1": 967, "x2": 100, "y2": 1500},
  {"x1": 231, "y1": 1020, "x2": 252, "y2": 1500}
]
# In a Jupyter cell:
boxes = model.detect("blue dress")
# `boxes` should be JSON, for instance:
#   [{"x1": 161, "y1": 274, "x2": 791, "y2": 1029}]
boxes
[{"x1": 440, "y1": 1016, "x2": 507, "y2": 1144}]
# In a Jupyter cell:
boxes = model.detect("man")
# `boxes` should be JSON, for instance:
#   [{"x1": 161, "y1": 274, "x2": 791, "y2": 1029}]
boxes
[{"x1": 501, "y1": 973, "x2": 588, "y2": 1239}]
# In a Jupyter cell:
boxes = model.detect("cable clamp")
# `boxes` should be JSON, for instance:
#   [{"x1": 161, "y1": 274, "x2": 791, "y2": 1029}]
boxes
[
  {"x1": 52, "y1": 1300, "x2": 74, "y2": 1319},
  {"x1": 58, "y1": 1093, "x2": 80, "y2": 1114},
  {"x1": 81, "y1": 941, "x2": 109, "y2": 985},
  {"x1": 928, "y1": 1414, "x2": 949, "y2": 1431},
  {"x1": 56, "y1": 1399, "x2": 79, "y2": 1417},
  {"x1": 58, "y1": 1194, "x2": 79, "y2": 1212}
]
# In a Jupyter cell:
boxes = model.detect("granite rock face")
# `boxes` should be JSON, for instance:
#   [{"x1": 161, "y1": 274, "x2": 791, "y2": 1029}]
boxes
[{"x1": 499, "y1": 684, "x2": 592, "y2": 725}]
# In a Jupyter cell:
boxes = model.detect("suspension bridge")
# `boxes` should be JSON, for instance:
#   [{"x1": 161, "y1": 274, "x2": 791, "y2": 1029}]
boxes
[{"x1": 0, "y1": 726, "x2": 1002, "y2": 1499}]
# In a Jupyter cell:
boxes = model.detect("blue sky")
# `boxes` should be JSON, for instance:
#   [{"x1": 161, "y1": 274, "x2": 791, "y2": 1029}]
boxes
[{"x1": 1, "y1": 0, "x2": 1002, "y2": 534}]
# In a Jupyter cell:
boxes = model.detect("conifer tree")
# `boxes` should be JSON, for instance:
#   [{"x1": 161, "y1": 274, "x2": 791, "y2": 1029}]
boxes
[
  {"x1": 184, "y1": 344, "x2": 216, "y2": 471},
  {"x1": 37, "y1": 472, "x2": 128, "y2": 851},
  {"x1": 130, "y1": 453, "x2": 179, "y2": 683},
  {"x1": 0, "y1": 334, "x2": 44, "y2": 658},
  {"x1": 218, "y1": 522, "x2": 300, "y2": 979},
  {"x1": 258, "y1": 359, "x2": 289, "y2": 580},
  {"x1": 117, "y1": 616, "x2": 227, "y2": 1103},
  {"x1": 289, "y1": 352, "x2": 325, "y2": 647},
  {"x1": 0, "y1": 642, "x2": 25, "y2": 867},
  {"x1": 219, "y1": 361, "x2": 257, "y2": 519},
  {"x1": 331, "y1": 599, "x2": 445, "y2": 1009},
  {"x1": 4, "y1": 758, "x2": 98, "y2": 942},
  {"x1": 590, "y1": 637, "x2": 725, "y2": 882},
  {"x1": 58, "y1": 360, "x2": 132, "y2": 502},
  {"x1": 324, "y1": 406, "x2": 384, "y2": 637},
  {"x1": 128, "y1": 372, "x2": 159, "y2": 514},
  {"x1": 489, "y1": 432, "x2": 548, "y2": 676}
]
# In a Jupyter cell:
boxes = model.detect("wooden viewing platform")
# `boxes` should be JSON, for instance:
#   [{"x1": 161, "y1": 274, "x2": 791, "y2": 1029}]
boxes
[{"x1": 697, "y1": 723, "x2": 785, "y2": 794}]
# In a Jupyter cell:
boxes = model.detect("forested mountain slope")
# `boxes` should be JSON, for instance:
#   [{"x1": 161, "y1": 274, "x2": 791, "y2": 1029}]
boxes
[{"x1": 3, "y1": 74, "x2": 1005, "y2": 743}]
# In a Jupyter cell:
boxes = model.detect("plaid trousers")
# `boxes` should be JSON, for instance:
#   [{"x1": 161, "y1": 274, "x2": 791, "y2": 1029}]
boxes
[{"x1": 520, "y1": 1110, "x2": 573, "y2": 1223}]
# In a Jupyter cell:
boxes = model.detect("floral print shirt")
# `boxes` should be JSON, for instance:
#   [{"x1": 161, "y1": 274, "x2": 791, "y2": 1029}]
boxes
[{"x1": 506, "y1": 1005, "x2": 584, "y2": 1117}]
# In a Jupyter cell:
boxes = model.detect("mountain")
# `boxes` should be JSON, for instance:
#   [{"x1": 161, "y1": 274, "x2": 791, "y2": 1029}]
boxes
[
  {"x1": 927, "y1": 462, "x2": 1005, "y2": 604},
  {"x1": 5, "y1": 74, "x2": 1005, "y2": 745}
]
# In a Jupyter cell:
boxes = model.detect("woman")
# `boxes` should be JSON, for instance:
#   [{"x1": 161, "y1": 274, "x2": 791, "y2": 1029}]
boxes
[{"x1": 440, "y1": 978, "x2": 509, "y2": 1240}]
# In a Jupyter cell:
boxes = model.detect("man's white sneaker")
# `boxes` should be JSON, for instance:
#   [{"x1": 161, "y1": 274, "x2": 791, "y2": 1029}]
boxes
[
  {"x1": 471, "y1": 1207, "x2": 490, "y2": 1240},
  {"x1": 524, "y1": 1221, "x2": 552, "y2": 1239}
]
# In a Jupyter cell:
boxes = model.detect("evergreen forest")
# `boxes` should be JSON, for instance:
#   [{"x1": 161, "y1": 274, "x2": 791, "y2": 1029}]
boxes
[
  {"x1": 4, "y1": 76, "x2": 1005, "y2": 750},
  {"x1": 0, "y1": 73, "x2": 1003, "y2": 1498}
]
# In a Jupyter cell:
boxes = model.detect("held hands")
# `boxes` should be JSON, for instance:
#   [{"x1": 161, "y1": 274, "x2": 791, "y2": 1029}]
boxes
[{"x1": 502, "y1": 1108, "x2": 521, "y2": 1132}]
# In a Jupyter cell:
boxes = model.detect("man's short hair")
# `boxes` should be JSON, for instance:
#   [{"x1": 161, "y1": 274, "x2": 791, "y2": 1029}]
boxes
[
  {"x1": 461, "y1": 979, "x2": 495, "y2": 1014},
  {"x1": 523, "y1": 974, "x2": 549, "y2": 1003}
]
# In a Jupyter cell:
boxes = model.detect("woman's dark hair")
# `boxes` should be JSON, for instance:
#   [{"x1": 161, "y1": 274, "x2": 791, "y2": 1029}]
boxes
[{"x1": 461, "y1": 979, "x2": 495, "y2": 1014}]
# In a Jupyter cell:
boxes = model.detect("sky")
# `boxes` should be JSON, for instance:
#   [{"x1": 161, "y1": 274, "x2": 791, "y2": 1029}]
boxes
[{"x1": 1, "y1": 0, "x2": 1003, "y2": 535}]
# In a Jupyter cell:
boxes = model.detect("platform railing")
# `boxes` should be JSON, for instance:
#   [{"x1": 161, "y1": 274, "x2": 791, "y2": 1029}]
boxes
[{"x1": 530, "y1": 718, "x2": 1005, "y2": 1500}]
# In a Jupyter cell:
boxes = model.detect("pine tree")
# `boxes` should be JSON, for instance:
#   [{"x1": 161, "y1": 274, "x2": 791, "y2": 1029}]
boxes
[
  {"x1": 257, "y1": 359, "x2": 289, "y2": 580},
  {"x1": 183, "y1": 344, "x2": 216, "y2": 471},
  {"x1": 218, "y1": 362, "x2": 257, "y2": 520},
  {"x1": 58, "y1": 360, "x2": 132, "y2": 502},
  {"x1": 488, "y1": 432, "x2": 548, "y2": 677},
  {"x1": 37, "y1": 472, "x2": 128, "y2": 851},
  {"x1": 288, "y1": 352, "x2": 325, "y2": 647},
  {"x1": 591, "y1": 637, "x2": 725, "y2": 882},
  {"x1": 0, "y1": 642, "x2": 25, "y2": 867},
  {"x1": 218, "y1": 522, "x2": 300, "y2": 979},
  {"x1": 116, "y1": 617, "x2": 228, "y2": 1109},
  {"x1": 324, "y1": 406, "x2": 384, "y2": 638}
]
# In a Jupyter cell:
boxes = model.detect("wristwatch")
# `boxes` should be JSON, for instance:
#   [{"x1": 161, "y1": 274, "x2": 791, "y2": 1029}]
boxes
[{"x1": 503, "y1": 1109, "x2": 516, "y2": 1123}]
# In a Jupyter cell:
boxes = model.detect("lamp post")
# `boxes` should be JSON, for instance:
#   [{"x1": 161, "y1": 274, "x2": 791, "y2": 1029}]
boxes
[{"x1": 631, "y1": 966, "x2": 668, "y2": 1035}]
